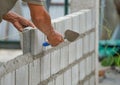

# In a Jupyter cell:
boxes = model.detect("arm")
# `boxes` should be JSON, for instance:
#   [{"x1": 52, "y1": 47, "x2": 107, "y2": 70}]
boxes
[{"x1": 28, "y1": 3, "x2": 64, "y2": 46}]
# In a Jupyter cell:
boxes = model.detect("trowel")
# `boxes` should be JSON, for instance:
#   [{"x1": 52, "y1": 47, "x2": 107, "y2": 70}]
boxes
[{"x1": 43, "y1": 29, "x2": 80, "y2": 47}]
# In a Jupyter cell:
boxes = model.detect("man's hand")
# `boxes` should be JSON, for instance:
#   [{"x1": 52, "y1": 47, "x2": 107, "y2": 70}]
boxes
[
  {"x1": 3, "y1": 11, "x2": 35, "y2": 32},
  {"x1": 47, "y1": 31, "x2": 64, "y2": 46}
]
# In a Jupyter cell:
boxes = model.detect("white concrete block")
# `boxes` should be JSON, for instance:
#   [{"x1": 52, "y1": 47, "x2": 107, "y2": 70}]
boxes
[
  {"x1": 55, "y1": 75, "x2": 64, "y2": 85},
  {"x1": 91, "y1": 9, "x2": 96, "y2": 28},
  {"x1": 51, "y1": 50, "x2": 60, "y2": 74},
  {"x1": 30, "y1": 29, "x2": 44, "y2": 55},
  {"x1": 79, "y1": 12, "x2": 86, "y2": 33},
  {"x1": 60, "y1": 46, "x2": 69, "y2": 69},
  {"x1": 64, "y1": 69, "x2": 72, "y2": 85},
  {"x1": 69, "y1": 41, "x2": 77, "y2": 64},
  {"x1": 86, "y1": 10, "x2": 92, "y2": 30},
  {"x1": 80, "y1": 60, "x2": 86, "y2": 80},
  {"x1": 41, "y1": 54, "x2": 51, "y2": 81},
  {"x1": 72, "y1": 64, "x2": 79, "y2": 85},
  {"x1": 53, "y1": 18, "x2": 65, "y2": 34},
  {"x1": 16, "y1": 65, "x2": 28, "y2": 85},
  {"x1": 84, "y1": 80, "x2": 89, "y2": 85},
  {"x1": 64, "y1": 16, "x2": 72, "y2": 30},
  {"x1": 90, "y1": 32, "x2": 95, "y2": 51},
  {"x1": 77, "y1": 39, "x2": 83, "y2": 59},
  {"x1": 1, "y1": 72, "x2": 15, "y2": 85},
  {"x1": 22, "y1": 27, "x2": 44, "y2": 55},
  {"x1": 29, "y1": 59, "x2": 41, "y2": 85},
  {"x1": 82, "y1": 9, "x2": 92, "y2": 31},
  {"x1": 48, "y1": 80, "x2": 54, "y2": 85},
  {"x1": 68, "y1": 13, "x2": 80, "y2": 33},
  {"x1": 91, "y1": 53, "x2": 95, "y2": 71},
  {"x1": 83, "y1": 35, "x2": 89, "y2": 54},
  {"x1": 86, "y1": 57, "x2": 92, "y2": 75},
  {"x1": 90, "y1": 76, "x2": 95, "y2": 85}
]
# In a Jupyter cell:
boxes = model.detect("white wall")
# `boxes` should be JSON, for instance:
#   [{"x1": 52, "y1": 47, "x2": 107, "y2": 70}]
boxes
[{"x1": 0, "y1": 9, "x2": 97, "y2": 85}]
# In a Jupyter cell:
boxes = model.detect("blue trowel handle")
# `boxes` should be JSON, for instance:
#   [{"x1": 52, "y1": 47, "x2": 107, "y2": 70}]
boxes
[{"x1": 42, "y1": 42, "x2": 50, "y2": 47}]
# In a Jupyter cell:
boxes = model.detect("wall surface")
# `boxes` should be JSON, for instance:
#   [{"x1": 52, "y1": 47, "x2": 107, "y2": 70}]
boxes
[{"x1": 0, "y1": 9, "x2": 97, "y2": 85}]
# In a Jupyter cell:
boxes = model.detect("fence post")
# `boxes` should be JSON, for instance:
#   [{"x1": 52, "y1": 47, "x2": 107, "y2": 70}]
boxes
[{"x1": 64, "y1": 0, "x2": 69, "y2": 15}]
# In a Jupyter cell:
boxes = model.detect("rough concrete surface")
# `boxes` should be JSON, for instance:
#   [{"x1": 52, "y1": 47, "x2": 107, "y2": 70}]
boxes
[
  {"x1": 0, "y1": 49, "x2": 22, "y2": 62},
  {"x1": 0, "y1": 49, "x2": 120, "y2": 85}
]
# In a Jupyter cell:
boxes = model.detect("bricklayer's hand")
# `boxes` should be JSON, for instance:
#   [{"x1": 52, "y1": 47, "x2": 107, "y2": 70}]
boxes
[
  {"x1": 47, "y1": 31, "x2": 64, "y2": 47},
  {"x1": 3, "y1": 11, "x2": 35, "y2": 32}
]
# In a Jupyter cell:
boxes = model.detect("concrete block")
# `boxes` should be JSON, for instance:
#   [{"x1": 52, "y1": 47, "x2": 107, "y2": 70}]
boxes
[
  {"x1": 22, "y1": 27, "x2": 44, "y2": 55},
  {"x1": 60, "y1": 46, "x2": 69, "y2": 69},
  {"x1": 53, "y1": 17, "x2": 66, "y2": 34},
  {"x1": 76, "y1": 39, "x2": 83, "y2": 59},
  {"x1": 90, "y1": 32, "x2": 95, "y2": 51},
  {"x1": 83, "y1": 35, "x2": 89, "y2": 54},
  {"x1": 41, "y1": 54, "x2": 51, "y2": 81},
  {"x1": 72, "y1": 64, "x2": 79, "y2": 85},
  {"x1": 29, "y1": 59, "x2": 41, "y2": 85},
  {"x1": 64, "y1": 16, "x2": 72, "y2": 30},
  {"x1": 84, "y1": 80, "x2": 89, "y2": 85},
  {"x1": 69, "y1": 42, "x2": 77, "y2": 64},
  {"x1": 91, "y1": 53, "x2": 95, "y2": 71},
  {"x1": 64, "y1": 69, "x2": 72, "y2": 85},
  {"x1": 86, "y1": 57, "x2": 92, "y2": 75},
  {"x1": 81, "y1": 9, "x2": 92, "y2": 31},
  {"x1": 48, "y1": 80, "x2": 54, "y2": 85},
  {"x1": 90, "y1": 76, "x2": 95, "y2": 85},
  {"x1": 80, "y1": 60, "x2": 86, "y2": 80},
  {"x1": 68, "y1": 13, "x2": 80, "y2": 33},
  {"x1": 79, "y1": 12, "x2": 86, "y2": 33},
  {"x1": 55, "y1": 75, "x2": 64, "y2": 85},
  {"x1": 30, "y1": 29, "x2": 44, "y2": 55},
  {"x1": 15, "y1": 65, "x2": 28, "y2": 85},
  {"x1": 0, "y1": 72, "x2": 15, "y2": 85},
  {"x1": 51, "y1": 50, "x2": 60, "y2": 74}
]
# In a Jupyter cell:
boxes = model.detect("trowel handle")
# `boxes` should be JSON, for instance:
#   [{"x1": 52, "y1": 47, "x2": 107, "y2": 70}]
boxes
[{"x1": 42, "y1": 42, "x2": 50, "y2": 47}]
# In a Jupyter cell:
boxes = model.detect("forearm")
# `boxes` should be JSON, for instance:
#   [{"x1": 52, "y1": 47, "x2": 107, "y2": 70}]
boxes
[
  {"x1": 28, "y1": 3, "x2": 55, "y2": 36},
  {"x1": 28, "y1": 3, "x2": 64, "y2": 46}
]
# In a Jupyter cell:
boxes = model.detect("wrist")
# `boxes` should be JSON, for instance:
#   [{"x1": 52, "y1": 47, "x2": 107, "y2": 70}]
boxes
[{"x1": 46, "y1": 29, "x2": 56, "y2": 37}]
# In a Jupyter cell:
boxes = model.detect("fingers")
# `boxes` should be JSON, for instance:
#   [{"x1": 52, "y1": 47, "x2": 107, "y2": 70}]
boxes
[
  {"x1": 19, "y1": 17, "x2": 35, "y2": 28},
  {"x1": 21, "y1": 20, "x2": 35, "y2": 28},
  {"x1": 13, "y1": 22, "x2": 23, "y2": 32},
  {"x1": 13, "y1": 18, "x2": 35, "y2": 32},
  {"x1": 14, "y1": 21, "x2": 35, "y2": 32}
]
